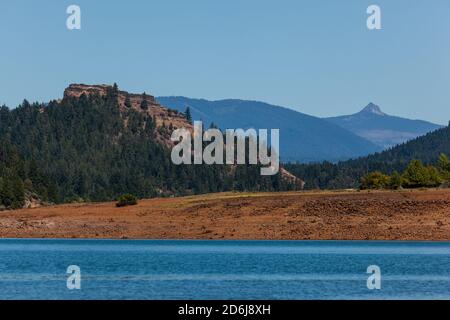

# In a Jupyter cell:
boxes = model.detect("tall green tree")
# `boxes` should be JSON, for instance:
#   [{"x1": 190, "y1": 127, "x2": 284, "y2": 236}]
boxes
[
  {"x1": 438, "y1": 153, "x2": 450, "y2": 180},
  {"x1": 185, "y1": 106, "x2": 192, "y2": 123},
  {"x1": 124, "y1": 94, "x2": 132, "y2": 108},
  {"x1": 140, "y1": 92, "x2": 149, "y2": 110},
  {"x1": 401, "y1": 160, "x2": 441, "y2": 188}
]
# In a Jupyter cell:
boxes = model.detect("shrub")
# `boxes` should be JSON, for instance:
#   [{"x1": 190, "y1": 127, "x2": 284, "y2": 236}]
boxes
[
  {"x1": 116, "y1": 194, "x2": 138, "y2": 207},
  {"x1": 388, "y1": 171, "x2": 403, "y2": 189},
  {"x1": 360, "y1": 171, "x2": 390, "y2": 190},
  {"x1": 438, "y1": 153, "x2": 450, "y2": 181},
  {"x1": 402, "y1": 160, "x2": 442, "y2": 188},
  {"x1": 426, "y1": 165, "x2": 443, "y2": 187}
]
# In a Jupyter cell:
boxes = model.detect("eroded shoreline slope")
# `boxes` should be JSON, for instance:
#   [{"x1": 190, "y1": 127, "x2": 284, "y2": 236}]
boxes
[{"x1": 1, "y1": 189, "x2": 449, "y2": 241}]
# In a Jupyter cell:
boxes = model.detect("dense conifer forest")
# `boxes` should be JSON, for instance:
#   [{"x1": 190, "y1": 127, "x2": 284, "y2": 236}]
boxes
[{"x1": 0, "y1": 86, "x2": 296, "y2": 209}]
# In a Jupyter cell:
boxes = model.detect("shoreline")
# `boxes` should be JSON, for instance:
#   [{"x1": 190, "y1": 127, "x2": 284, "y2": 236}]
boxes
[
  {"x1": 1, "y1": 238, "x2": 449, "y2": 243},
  {"x1": 1, "y1": 189, "x2": 449, "y2": 241}
]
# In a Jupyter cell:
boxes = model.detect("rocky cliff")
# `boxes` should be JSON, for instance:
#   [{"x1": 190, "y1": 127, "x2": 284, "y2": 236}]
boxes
[{"x1": 65, "y1": 84, "x2": 189, "y2": 127}]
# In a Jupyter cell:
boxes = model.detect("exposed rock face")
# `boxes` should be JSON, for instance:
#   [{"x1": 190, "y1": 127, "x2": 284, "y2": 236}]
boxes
[
  {"x1": 280, "y1": 168, "x2": 306, "y2": 189},
  {"x1": 23, "y1": 191, "x2": 45, "y2": 209},
  {"x1": 359, "y1": 103, "x2": 386, "y2": 116},
  {"x1": 65, "y1": 83, "x2": 158, "y2": 107},
  {"x1": 64, "y1": 84, "x2": 192, "y2": 146}
]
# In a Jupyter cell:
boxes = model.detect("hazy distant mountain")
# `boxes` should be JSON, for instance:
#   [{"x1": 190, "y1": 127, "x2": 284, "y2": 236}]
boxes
[
  {"x1": 325, "y1": 103, "x2": 442, "y2": 149},
  {"x1": 157, "y1": 97, "x2": 381, "y2": 163}
]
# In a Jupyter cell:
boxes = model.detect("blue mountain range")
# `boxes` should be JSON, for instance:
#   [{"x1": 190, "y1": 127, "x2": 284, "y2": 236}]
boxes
[{"x1": 157, "y1": 97, "x2": 441, "y2": 163}]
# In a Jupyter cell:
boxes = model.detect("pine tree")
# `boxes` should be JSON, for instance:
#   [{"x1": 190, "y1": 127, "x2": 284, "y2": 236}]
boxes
[
  {"x1": 22, "y1": 99, "x2": 31, "y2": 109},
  {"x1": 124, "y1": 94, "x2": 132, "y2": 108},
  {"x1": 140, "y1": 92, "x2": 149, "y2": 110},
  {"x1": 0, "y1": 178, "x2": 14, "y2": 208},
  {"x1": 185, "y1": 107, "x2": 192, "y2": 123},
  {"x1": 402, "y1": 160, "x2": 430, "y2": 188},
  {"x1": 10, "y1": 176, "x2": 25, "y2": 209},
  {"x1": 209, "y1": 122, "x2": 218, "y2": 129},
  {"x1": 438, "y1": 153, "x2": 450, "y2": 173}
]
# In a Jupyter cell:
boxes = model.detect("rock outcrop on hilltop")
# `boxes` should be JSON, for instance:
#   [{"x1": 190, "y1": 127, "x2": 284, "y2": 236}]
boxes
[
  {"x1": 65, "y1": 84, "x2": 157, "y2": 108},
  {"x1": 64, "y1": 83, "x2": 189, "y2": 127},
  {"x1": 64, "y1": 83, "x2": 192, "y2": 147}
]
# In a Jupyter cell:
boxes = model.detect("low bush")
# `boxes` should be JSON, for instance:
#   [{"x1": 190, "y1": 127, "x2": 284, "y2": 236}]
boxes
[
  {"x1": 116, "y1": 194, "x2": 138, "y2": 207},
  {"x1": 360, "y1": 171, "x2": 390, "y2": 190}
]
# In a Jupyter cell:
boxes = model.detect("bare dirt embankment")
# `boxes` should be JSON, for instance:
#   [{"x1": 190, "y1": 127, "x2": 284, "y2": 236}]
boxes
[{"x1": 1, "y1": 189, "x2": 449, "y2": 240}]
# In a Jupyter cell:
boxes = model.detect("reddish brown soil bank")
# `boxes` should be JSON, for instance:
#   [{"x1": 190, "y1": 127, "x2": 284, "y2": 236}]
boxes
[{"x1": 1, "y1": 189, "x2": 449, "y2": 240}]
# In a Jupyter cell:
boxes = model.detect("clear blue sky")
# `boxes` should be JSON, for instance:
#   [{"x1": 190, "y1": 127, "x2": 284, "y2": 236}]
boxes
[{"x1": 1, "y1": 0, "x2": 449, "y2": 124}]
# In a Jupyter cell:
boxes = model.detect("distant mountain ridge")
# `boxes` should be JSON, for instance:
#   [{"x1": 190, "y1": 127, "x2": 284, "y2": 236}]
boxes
[
  {"x1": 325, "y1": 103, "x2": 442, "y2": 149},
  {"x1": 157, "y1": 97, "x2": 381, "y2": 163}
]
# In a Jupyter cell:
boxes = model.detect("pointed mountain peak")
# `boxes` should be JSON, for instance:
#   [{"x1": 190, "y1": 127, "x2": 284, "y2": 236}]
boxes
[{"x1": 360, "y1": 103, "x2": 386, "y2": 116}]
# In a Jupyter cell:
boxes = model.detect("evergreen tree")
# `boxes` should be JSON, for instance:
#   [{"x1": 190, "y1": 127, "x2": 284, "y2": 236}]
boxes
[
  {"x1": 22, "y1": 99, "x2": 31, "y2": 109},
  {"x1": 140, "y1": 92, "x2": 149, "y2": 110},
  {"x1": 107, "y1": 83, "x2": 119, "y2": 101},
  {"x1": 401, "y1": 160, "x2": 442, "y2": 188},
  {"x1": 185, "y1": 107, "x2": 192, "y2": 123},
  {"x1": 402, "y1": 160, "x2": 427, "y2": 188},
  {"x1": 124, "y1": 94, "x2": 132, "y2": 108},
  {"x1": 427, "y1": 165, "x2": 443, "y2": 187},
  {"x1": 209, "y1": 122, "x2": 218, "y2": 129},
  {"x1": 438, "y1": 153, "x2": 450, "y2": 175},
  {"x1": 10, "y1": 176, "x2": 25, "y2": 209}
]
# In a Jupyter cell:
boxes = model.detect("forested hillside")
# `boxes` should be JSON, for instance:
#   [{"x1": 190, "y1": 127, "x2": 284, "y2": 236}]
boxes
[
  {"x1": 285, "y1": 124, "x2": 450, "y2": 189},
  {"x1": 0, "y1": 139, "x2": 55, "y2": 209},
  {"x1": 0, "y1": 84, "x2": 298, "y2": 209}
]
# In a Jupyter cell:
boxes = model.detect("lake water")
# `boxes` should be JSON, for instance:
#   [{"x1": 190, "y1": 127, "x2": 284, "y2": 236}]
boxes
[{"x1": 0, "y1": 239, "x2": 449, "y2": 300}]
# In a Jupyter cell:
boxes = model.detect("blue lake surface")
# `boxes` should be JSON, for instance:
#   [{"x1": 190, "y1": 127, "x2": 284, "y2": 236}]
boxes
[{"x1": 0, "y1": 239, "x2": 449, "y2": 300}]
